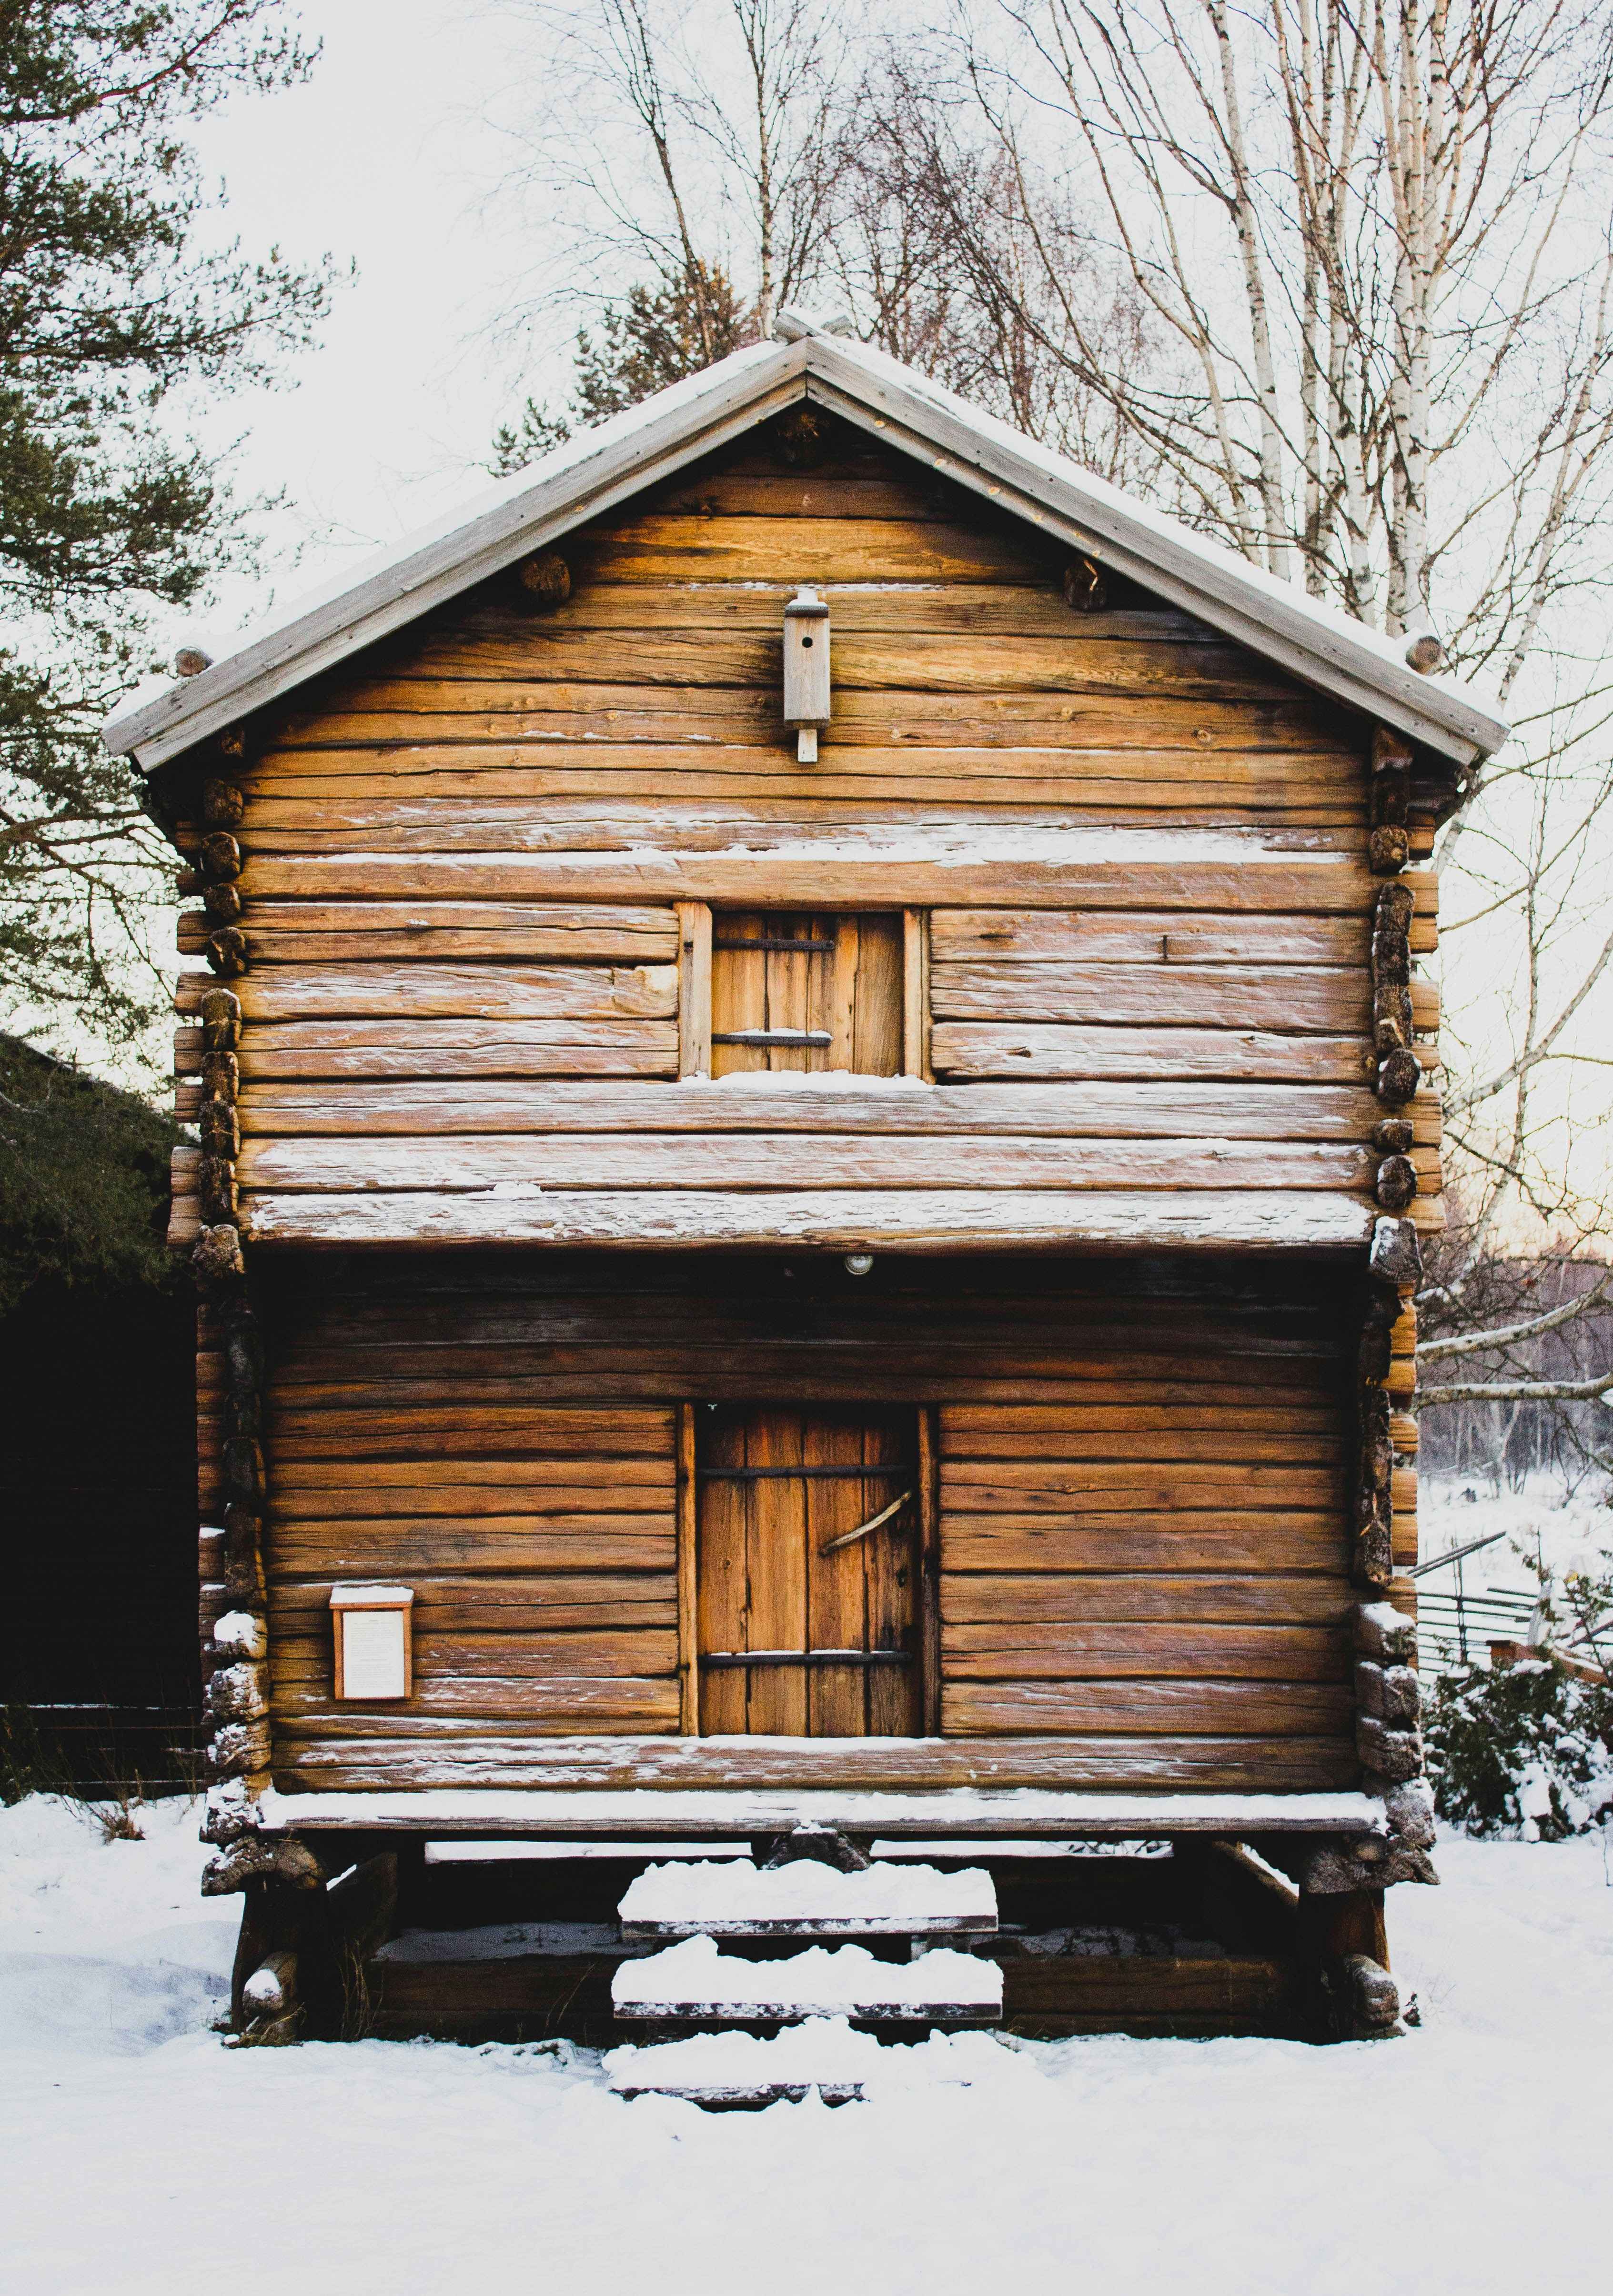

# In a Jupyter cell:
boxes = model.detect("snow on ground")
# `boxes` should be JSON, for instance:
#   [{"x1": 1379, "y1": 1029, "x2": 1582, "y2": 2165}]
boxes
[
  {"x1": 1, "y1": 1793, "x2": 1610, "y2": 2296},
  {"x1": 1420, "y1": 1472, "x2": 1611, "y2": 1594}
]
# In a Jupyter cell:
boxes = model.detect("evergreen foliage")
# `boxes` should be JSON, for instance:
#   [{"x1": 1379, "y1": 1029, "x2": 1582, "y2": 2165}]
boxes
[
  {"x1": 1424, "y1": 1650, "x2": 1613, "y2": 1840},
  {"x1": 0, "y1": 3, "x2": 330, "y2": 1064},
  {"x1": 0, "y1": 1031, "x2": 181, "y2": 1313},
  {"x1": 492, "y1": 263, "x2": 751, "y2": 474}
]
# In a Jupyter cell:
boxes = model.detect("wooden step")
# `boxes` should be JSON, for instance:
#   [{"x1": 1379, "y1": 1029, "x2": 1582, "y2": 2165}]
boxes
[
  {"x1": 611, "y1": 1935, "x2": 1003, "y2": 2025},
  {"x1": 617, "y1": 1857, "x2": 998, "y2": 1940},
  {"x1": 605, "y1": 2015, "x2": 1001, "y2": 2106}
]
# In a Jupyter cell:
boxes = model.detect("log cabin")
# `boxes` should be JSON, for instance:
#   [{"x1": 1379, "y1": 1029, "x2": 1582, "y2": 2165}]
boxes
[{"x1": 105, "y1": 307, "x2": 1508, "y2": 2050}]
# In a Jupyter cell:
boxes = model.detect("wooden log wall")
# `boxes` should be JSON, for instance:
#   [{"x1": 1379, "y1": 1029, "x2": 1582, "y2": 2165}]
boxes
[
  {"x1": 252, "y1": 1250, "x2": 1359, "y2": 1795},
  {"x1": 160, "y1": 409, "x2": 1446, "y2": 1255}
]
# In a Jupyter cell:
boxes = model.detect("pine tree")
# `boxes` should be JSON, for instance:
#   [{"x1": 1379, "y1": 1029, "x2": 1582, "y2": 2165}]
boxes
[
  {"x1": 0, "y1": 4, "x2": 329, "y2": 1068},
  {"x1": 492, "y1": 263, "x2": 751, "y2": 474}
]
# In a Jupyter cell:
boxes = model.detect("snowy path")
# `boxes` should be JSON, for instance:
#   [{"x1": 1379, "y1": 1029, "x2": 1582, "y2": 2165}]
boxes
[{"x1": 1, "y1": 1795, "x2": 1609, "y2": 2296}]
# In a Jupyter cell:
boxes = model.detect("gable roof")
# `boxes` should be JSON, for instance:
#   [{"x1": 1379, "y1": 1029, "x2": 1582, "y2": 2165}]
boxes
[{"x1": 103, "y1": 308, "x2": 1509, "y2": 774}]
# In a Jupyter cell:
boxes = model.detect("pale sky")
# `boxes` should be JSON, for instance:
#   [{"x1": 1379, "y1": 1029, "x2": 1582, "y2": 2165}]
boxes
[{"x1": 180, "y1": 0, "x2": 566, "y2": 644}]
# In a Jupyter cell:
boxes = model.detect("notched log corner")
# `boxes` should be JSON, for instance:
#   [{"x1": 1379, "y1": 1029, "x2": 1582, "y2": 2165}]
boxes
[
  {"x1": 202, "y1": 1836, "x2": 325, "y2": 1896},
  {"x1": 1375, "y1": 1153, "x2": 1419, "y2": 1212},
  {"x1": 193, "y1": 1223, "x2": 245, "y2": 1285},
  {"x1": 1369, "y1": 1217, "x2": 1423, "y2": 1291}
]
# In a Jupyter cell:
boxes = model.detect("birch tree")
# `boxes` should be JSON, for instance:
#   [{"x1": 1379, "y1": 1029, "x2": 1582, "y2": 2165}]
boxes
[
  {"x1": 872, "y1": 0, "x2": 1613, "y2": 1430},
  {"x1": 484, "y1": 0, "x2": 850, "y2": 364}
]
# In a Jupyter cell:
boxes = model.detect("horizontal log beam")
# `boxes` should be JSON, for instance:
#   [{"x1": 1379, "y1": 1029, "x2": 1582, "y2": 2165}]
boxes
[
  {"x1": 233, "y1": 855, "x2": 1435, "y2": 913},
  {"x1": 235, "y1": 1187, "x2": 1379, "y2": 1251}
]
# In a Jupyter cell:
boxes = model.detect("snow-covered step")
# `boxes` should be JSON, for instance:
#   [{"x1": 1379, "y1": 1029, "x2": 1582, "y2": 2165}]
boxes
[
  {"x1": 611, "y1": 1934, "x2": 1003, "y2": 2025},
  {"x1": 605, "y1": 2015, "x2": 1006, "y2": 2106},
  {"x1": 617, "y1": 1858, "x2": 998, "y2": 1940}
]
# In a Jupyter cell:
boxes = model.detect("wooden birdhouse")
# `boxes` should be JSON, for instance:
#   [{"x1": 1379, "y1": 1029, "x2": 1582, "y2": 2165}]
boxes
[
  {"x1": 783, "y1": 584, "x2": 830, "y2": 759},
  {"x1": 330, "y1": 1585, "x2": 413, "y2": 1700}
]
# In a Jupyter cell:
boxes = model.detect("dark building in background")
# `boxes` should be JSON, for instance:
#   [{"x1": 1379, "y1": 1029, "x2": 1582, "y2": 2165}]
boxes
[{"x1": 0, "y1": 1037, "x2": 198, "y2": 1794}]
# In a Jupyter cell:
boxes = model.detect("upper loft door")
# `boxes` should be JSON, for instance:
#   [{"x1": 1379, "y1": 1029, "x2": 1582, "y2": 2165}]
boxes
[
  {"x1": 696, "y1": 1404, "x2": 920, "y2": 1735},
  {"x1": 710, "y1": 912, "x2": 903, "y2": 1076}
]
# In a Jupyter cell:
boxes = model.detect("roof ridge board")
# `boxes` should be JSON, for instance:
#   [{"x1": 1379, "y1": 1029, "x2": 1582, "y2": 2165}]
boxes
[
  {"x1": 799, "y1": 331, "x2": 1507, "y2": 767},
  {"x1": 104, "y1": 338, "x2": 811, "y2": 772}
]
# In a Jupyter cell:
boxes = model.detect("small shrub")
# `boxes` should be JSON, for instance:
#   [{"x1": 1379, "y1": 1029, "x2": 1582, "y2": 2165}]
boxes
[
  {"x1": 85, "y1": 1787, "x2": 147, "y2": 1843},
  {"x1": 0, "y1": 1704, "x2": 68, "y2": 1805},
  {"x1": 1424, "y1": 1657, "x2": 1613, "y2": 1839}
]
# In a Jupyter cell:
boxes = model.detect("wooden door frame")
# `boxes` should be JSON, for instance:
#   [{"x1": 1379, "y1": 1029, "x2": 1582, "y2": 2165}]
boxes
[
  {"x1": 676, "y1": 1401, "x2": 699, "y2": 1732},
  {"x1": 917, "y1": 1403, "x2": 941, "y2": 1736},
  {"x1": 675, "y1": 1398, "x2": 941, "y2": 1738}
]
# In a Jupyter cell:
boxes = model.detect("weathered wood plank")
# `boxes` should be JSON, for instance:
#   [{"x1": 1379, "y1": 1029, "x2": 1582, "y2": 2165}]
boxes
[
  {"x1": 267, "y1": 1733, "x2": 1363, "y2": 1792},
  {"x1": 238, "y1": 770, "x2": 1362, "y2": 828},
  {"x1": 301, "y1": 630, "x2": 1304, "y2": 702},
  {"x1": 940, "y1": 1573, "x2": 1353, "y2": 1625},
  {"x1": 180, "y1": 901, "x2": 678, "y2": 962},
  {"x1": 277, "y1": 1676, "x2": 682, "y2": 1726},
  {"x1": 565, "y1": 511, "x2": 1065, "y2": 584},
  {"x1": 183, "y1": 1021, "x2": 681, "y2": 1082},
  {"x1": 939, "y1": 1678, "x2": 1353, "y2": 1733},
  {"x1": 267, "y1": 1403, "x2": 675, "y2": 1458},
  {"x1": 941, "y1": 1621, "x2": 1349, "y2": 1680},
  {"x1": 931, "y1": 910, "x2": 1371, "y2": 964},
  {"x1": 942, "y1": 1518, "x2": 1347, "y2": 1573},
  {"x1": 239, "y1": 1188, "x2": 1377, "y2": 1249},
  {"x1": 938, "y1": 1424, "x2": 1343, "y2": 1463},
  {"x1": 243, "y1": 745, "x2": 1366, "y2": 797},
  {"x1": 941, "y1": 1401, "x2": 1343, "y2": 1437},
  {"x1": 269, "y1": 1520, "x2": 677, "y2": 1574},
  {"x1": 411, "y1": 578, "x2": 1222, "y2": 642},
  {"x1": 931, "y1": 961, "x2": 1367, "y2": 1033},
  {"x1": 231, "y1": 1077, "x2": 1441, "y2": 1143},
  {"x1": 235, "y1": 854, "x2": 1429, "y2": 913},
  {"x1": 395, "y1": 581, "x2": 1202, "y2": 641},
  {"x1": 176, "y1": 963, "x2": 678, "y2": 1023},
  {"x1": 268, "y1": 687, "x2": 1350, "y2": 752},
  {"x1": 930, "y1": 1025, "x2": 1377, "y2": 1084},
  {"x1": 234, "y1": 1133, "x2": 1378, "y2": 1193},
  {"x1": 940, "y1": 1462, "x2": 1343, "y2": 1511}
]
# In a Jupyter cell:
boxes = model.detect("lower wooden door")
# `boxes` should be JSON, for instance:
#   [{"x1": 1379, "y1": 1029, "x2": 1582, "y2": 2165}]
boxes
[{"x1": 696, "y1": 1404, "x2": 921, "y2": 1735}]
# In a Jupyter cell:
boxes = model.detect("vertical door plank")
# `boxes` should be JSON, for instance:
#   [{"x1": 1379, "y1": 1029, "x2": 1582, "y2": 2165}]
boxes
[
  {"x1": 806, "y1": 1412, "x2": 870, "y2": 1735},
  {"x1": 746, "y1": 1409, "x2": 809, "y2": 1734},
  {"x1": 854, "y1": 913, "x2": 905, "y2": 1077},
  {"x1": 712, "y1": 911, "x2": 767, "y2": 1077},
  {"x1": 676, "y1": 1402, "x2": 699, "y2": 1733},
  {"x1": 676, "y1": 901, "x2": 712, "y2": 1078},
  {"x1": 695, "y1": 1408, "x2": 748, "y2": 1734},
  {"x1": 769, "y1": 914, "x2": 813, "y2": 1074},
  {"x1": 866, "y1": 1412, "x2": 921, "y2": 1735},
  {"x1": 828, "y1": 915, "x2": 860, "y2": 1073}
]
